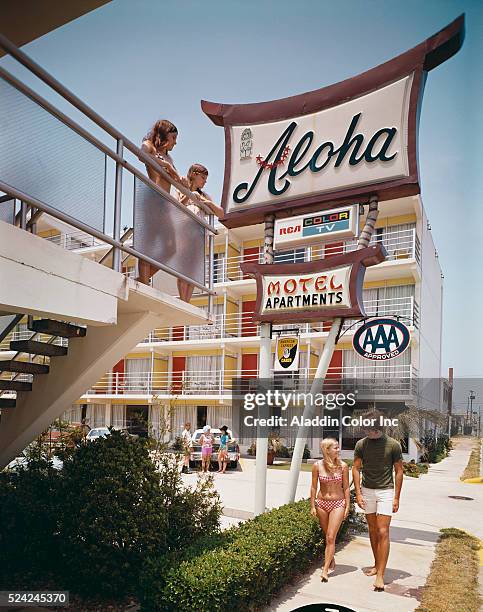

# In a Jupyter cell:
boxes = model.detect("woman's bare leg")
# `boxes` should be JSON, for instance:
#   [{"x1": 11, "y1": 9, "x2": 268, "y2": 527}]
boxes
[
  {"x1": 322, "y1": 507, "x2": 345, "y2": 577},
  {"x1": 316, "y1": 506, "x2": 330, "y2": 579}
]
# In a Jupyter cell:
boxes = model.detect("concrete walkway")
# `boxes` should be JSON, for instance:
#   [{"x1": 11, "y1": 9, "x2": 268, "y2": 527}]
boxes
[{"x1": 265, "y1": 437, "x2": 483, "y2": 612}]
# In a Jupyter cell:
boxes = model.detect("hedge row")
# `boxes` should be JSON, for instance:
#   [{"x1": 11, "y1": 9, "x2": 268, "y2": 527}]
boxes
[{"x1": 139, "y1": 499, "x2": 352, "y2": 611}]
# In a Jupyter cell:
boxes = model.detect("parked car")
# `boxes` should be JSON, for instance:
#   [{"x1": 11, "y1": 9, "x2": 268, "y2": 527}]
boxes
[
  {"x1": 86, "y1": 427, "x2": 111, "y2": 441},
  {"x1": 189, "y1": 428, "x2": 240, "y2": 469}
]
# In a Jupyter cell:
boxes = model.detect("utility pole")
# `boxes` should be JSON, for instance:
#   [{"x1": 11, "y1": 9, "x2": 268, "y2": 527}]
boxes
[
  {"x1": 286, "y1": 196, "x2": 380, "y2": 503},
  {"x1": 447, "y1": 367, "x2": 453, "y2": 436},
  {"x1": 254, "y1": 213, "x2": 275, "y2": 516}
]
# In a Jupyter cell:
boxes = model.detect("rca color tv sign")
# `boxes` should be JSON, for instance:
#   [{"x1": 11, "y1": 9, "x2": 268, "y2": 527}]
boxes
[
  {"x1": 274, "y1": 205, "x2": 359, "y2": 249},
  {"x1": 241, "y1": 244, "x2": 386, "y2": 323},
  {"x1": 202, "y1": 16, "x2": 464, "y2": 228}
]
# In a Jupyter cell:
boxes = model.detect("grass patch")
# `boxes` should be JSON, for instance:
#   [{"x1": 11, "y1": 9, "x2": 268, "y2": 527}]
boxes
[
  {"x1": 416, "y1": 528, "x2": 481, "y2": 612},
  {"x1": 403, "y1": 461, "x2": 429, "y2": 478},
  {"x1": 461, "y1": 439, "x2": 481, "y2": 480}
]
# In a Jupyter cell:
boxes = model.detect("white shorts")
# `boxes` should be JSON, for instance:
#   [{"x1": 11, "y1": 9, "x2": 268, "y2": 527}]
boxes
[{"x1": 361, "y1": 486, "x2": 394, "y2": 516}]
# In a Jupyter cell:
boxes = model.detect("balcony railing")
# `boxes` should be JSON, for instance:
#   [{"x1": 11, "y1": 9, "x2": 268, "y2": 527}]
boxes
[
  {"x1": 84, "y1": 365, "x2": 417, "y2": 397},
  {"x1": 139, "y1": 296, "x2": 418, "y2": 343},
  {"x1": 210, "y1": 227, "x2": 419, "y2": 283}
]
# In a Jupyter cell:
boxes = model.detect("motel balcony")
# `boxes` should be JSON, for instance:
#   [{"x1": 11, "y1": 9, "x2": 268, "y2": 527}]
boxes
[
  {"x1": 210, "y1": 227, "x2": 420, "y2": 287},
  {"x1": 82, "y1": 364, "x2": 418, "y2": 401},
  {"x1": 138, "y1": 295, "x2": 419, "y2": 348}
]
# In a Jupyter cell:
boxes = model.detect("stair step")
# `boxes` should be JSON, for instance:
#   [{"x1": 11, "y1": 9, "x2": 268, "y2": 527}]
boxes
[
  {"x1": 0, "y1": 380, "x2": 32, "y2": 392},
  {"x1": 10, "y1": 340, "x2": 68, "y2": 357},
  {"x1": 0, "y1": 398, "x2": 16, "y2": 408},
  {"x1": 0, "y1": 361, "x2": 49, "y2": 375},
  {"x1": 29, "y1": 319, "x2": 87, "y2": 338}
]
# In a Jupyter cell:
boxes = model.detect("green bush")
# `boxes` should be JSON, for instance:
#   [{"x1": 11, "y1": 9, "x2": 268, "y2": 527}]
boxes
[
  {"x1": 139, "y1": 498, "x2": 353, "y2": 611},
  {"x1": 420, "y1": 434, "x2": 450, "y2": 463},
  {"x1": 57, "y1": 430, "x2": 169, "y2": 597},
  {"x1": 0, "y1": 454, "x2": 60, "y2": 587}
]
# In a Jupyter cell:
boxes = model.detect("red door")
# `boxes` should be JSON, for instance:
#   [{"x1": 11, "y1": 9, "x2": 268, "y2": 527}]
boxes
[
  {"x1": 242, "y1": 247, "x2": 260, "y2": 279},
  {"x1": 325, "y1": 350, "x2": 342, "y2": 391},
  {"x1": 324, "y1": 241, "x2": 344, "y2": 258},
  {"x1": 241, "y1": 354, "x2": 258, "y2": 378},
  {"x1": 172, "y1": 356, "x2": 186, "y2": 394},
  {"x1": 111, "y1": 359, "x2": 124, "y2": 395},
  {"x1": 242, "y1": 300, "x2": 257, "y2": 337}
]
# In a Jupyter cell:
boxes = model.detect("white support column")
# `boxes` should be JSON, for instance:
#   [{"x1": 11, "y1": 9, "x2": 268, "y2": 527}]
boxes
[
  {"x1": 286, "y1": 196, "x2": 380, "y2": 503},
  {"x1": 254, "y1": 213, "x2": 275, "y2": 516}
]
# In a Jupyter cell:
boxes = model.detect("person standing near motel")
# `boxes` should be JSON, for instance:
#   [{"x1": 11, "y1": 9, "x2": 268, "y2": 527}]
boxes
[
  {"x1": 310, "y1": 438, "x2": 350, "y2": 582},
  {"x1": 217, "y1": 425, "x2": 230, "y2": 474},
  {"x1": 177, "y1": 163, "x2": 224, "y2": 302},
  {"x1": 180, "y1": 422, "x2": 192, "y2": 474},
  {"x1": 352, "y1": 411, "x2": 404, "y2": 592},
  {"x1": 199, "y1": 425, "x2": 214, "y2": 473},
  {"x1": 138, "y1": 119, "x2": 186, "y2": 285}
]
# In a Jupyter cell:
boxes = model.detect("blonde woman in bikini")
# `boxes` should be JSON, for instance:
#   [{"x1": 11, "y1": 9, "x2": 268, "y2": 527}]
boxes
[{"x1": 310, "y1": 437, "x2": 350, "y2": 582}]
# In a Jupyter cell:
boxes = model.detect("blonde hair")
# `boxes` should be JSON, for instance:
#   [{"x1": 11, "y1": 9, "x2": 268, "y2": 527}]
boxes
[
  {"x1": 187, "y1": 163, "x2": 208, "y2": 191},
  {"x1": 320, "y1": 437, "x2": 342, "y2": 473}
]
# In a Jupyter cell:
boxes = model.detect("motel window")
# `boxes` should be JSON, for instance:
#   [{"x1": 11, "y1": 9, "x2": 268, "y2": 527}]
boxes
[{"x1": 274, "y1": 248, "x2": 305, "y2": 264}]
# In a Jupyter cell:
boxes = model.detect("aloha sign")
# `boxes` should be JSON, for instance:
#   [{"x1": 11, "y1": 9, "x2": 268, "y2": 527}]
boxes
[{"x1": 202, "y1": 16, "x2": 465, "y2": 228}]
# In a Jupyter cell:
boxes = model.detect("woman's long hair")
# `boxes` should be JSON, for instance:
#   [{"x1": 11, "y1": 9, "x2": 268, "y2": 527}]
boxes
[
  {"x1": 320, "y1": 437, "x2": 342, "y2": 473},
  {"x1": 145, "y1": 119, "x2": 178, "y2": 151},
  {"x1": 187, "y1": 163, "x2": 208, "y2": 192}
]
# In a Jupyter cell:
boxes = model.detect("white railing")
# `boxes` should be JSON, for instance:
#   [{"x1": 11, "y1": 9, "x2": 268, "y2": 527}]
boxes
[
  {"x1": 140, "y1": 295, "x2": 418, "y2": 344},
  {"x1": 84, "y1": 365, "x2": 417, "y2": 397},
  {"x1": 209, "y1": 227, "x2": 419, "y2": 283},
  {"x1": 0, "y1": 328, "x2": 68, "y2": 351},
  {"x1": 43, "y1": 230, "x2": 106, "y2": 251}
]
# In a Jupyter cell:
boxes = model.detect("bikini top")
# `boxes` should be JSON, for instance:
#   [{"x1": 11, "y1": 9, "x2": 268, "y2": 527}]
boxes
[{"x1": 318, "y1": 462, "x2": 343, "y2": 483}]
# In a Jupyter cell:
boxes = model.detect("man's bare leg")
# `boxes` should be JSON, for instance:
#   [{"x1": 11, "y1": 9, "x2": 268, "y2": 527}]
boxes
[
  {"x1": 363, "y1": 513, "x2": 378, "y2": 576},
  {"x1": 374, "y1": 514, "x2": 391, "y2": 589}
]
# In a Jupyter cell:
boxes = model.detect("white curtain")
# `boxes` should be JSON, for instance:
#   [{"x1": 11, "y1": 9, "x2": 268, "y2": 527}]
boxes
[
  {"x1": 111, "y1": 405, "x2": 126, "y2": 429},
  {"x1": 170, "y1": 405, "x2": 197, "y2": 439},
  {"x1": 207, "y1": 405, "x2": 232, "y2": 431},
  {"x1": 185, "y1": 355, "x2": 221, "y2": 391},
  {"x1": 149, "y1": 404, "x2": 171, "y2": 441},
  {"x1": 188, "y1": 303, "x2": 223, "y2": 339},
  {"x1": 125, "y1": 358, "x2": 151, "y2": 391},
  {"x1": 62, "y1": 404, "x2": 82, "y2": 423},
  {"x1": 87, "y1": 404, "x2": 106, "y2": 427}
]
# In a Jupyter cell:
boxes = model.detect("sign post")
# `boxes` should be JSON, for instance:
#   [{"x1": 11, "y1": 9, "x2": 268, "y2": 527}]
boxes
[
  {"x1": 285, "y1": 196, "x2": 379, "y2": 503},
  {"x1": 254, "y1": 213, "x2": 274, "y2": 516}
]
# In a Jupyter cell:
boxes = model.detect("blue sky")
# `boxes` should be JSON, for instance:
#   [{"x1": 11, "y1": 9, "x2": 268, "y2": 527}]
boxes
[{"x1": 1, "y1": 0, "x2": 482, "y2": 378}]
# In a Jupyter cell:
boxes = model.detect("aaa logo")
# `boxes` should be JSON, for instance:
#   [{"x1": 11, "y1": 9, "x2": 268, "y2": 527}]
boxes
[{"x1": 352, "y1": 317, "x2": 410, "y2": 361}]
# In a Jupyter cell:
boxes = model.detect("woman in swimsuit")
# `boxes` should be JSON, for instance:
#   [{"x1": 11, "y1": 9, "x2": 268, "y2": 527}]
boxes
[
  {"x1": 310, "y1": 437, "x2": 350, "y2": 582},
  {"x1": 138, "y1": 119, "x2": 186, "y2": 285},
  {"x1": 199, "y1": 425, "x2": 214, "y2": 473},
  {"x1": 177, "y1": 163, "x2": 224, "y2": 302}
]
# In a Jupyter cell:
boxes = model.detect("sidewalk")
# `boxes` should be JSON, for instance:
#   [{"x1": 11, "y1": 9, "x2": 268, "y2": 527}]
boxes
[{"x1": 266, "y1": 437, "x2": 483, "y2": 612}]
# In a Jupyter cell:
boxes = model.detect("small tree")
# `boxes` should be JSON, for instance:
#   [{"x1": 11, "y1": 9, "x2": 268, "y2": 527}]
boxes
[{"x1": 57, "y1": 430, "x2": 168, "y2": 597}]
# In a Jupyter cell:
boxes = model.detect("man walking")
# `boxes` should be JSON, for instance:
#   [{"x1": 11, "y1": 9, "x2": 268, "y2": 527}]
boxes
[
  {"x1": 181, "y1": 422, "x2": 193, "y2": 474},
  {"x1": 352, "y1": 409, "x2": 404, "y2": 591}
]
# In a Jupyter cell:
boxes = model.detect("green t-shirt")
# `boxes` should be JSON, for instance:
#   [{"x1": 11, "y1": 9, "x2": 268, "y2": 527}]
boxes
[{"x1": 354, "y1": 435, "x2": 402, "y2": 489}]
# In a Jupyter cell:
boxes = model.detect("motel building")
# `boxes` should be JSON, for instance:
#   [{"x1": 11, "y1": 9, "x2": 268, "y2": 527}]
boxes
[
  {"x1": 0, "y1": 15, "x2": 461, "y2": 467},
  {"x1": 0, "y1": 195, "x2": 443, "y2": 461}
]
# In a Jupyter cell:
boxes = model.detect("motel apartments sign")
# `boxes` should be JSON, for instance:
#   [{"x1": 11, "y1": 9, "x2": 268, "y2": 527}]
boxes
[{"x1": 203, "y1": 15, "x2": 464, "y2": 324}]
